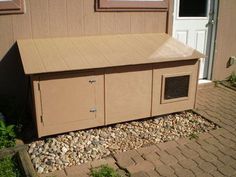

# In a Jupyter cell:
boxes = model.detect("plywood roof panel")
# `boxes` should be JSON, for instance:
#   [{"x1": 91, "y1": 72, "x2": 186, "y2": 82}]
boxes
[{"x1": 17, "y1": 33, "x2": 205, "y2": 75}]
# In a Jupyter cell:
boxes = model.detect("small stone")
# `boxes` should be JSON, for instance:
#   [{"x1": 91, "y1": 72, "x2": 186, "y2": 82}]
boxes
[
  {"x1": 62, "y1": 147, "x2": 68, "y2": 153},
  {"x1": 37, "y1": 166, "x2": 44, "y2": 173}
]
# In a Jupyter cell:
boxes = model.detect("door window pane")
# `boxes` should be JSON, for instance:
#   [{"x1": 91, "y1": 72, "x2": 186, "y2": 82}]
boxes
[
  {"x1": 164, "y1": 75, "x2": 190, "y2": 100},
  {"x1": 179, "y1": 0, "x2": 208, "y2": 17}
]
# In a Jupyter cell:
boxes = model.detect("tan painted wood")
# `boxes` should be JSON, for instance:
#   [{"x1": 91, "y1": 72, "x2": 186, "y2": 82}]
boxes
[
  {"x1": 212, "y1": 0, "x2": 236, "y2": 80},
  {"x1": 100, "y1": 13, "x2": 116, "y2": 35},
  {"x1": 51, "y1": 38, "x2": 90, "y2": 70},
  {"x1": 152, "y1": 60, "x2": 199, "y2": 116},
  {"x1": 167, "y1": 0, "x2": 174, "y2": 35},
  {"x1": 115, "y1": 13, "x2": 131, "y2": 34},
  {"x1": 71, "y1": 37, "x2": 112, "y2": 68},
  {"x1": 12, "y1": 0, "x2": 32, "y2": 39},
  {"x1": 105, "y1": 65, "x2": 152, "y2": 124},
  {"x1": 31, "y1": 76, "x2": 43, "y2": 137},
  {"x1": 33, "y1": 39, "x2": 69, "y2": 72},
  {"x1": 37, "y1": 71, "x2": 104, "y2": 137},
  {"x1": 0, "y1": 16, "x2": 13, "y2": 59},
  {"x1": 83, "y1": 0, "x2": 100, "y2": 35},
  {"x1": 48, "y1": 0, "x2": 67, "y2": 37},
  {"x1": 29, "y1": 0, "x2": 50, "y2": 38},
  {"x1": 130, "y1": 13, "x2": 145, "y2": 33},
  {"x1": 17, "y1": 33, "x2": 204, "y2": 74},
  {"x1": 17, "y1": 40, "x2": 46, "y2": 73},
  {"x1": 67, "y1": 0, "x2": 84, "y2": 37},
  {"x1": 144, "y1": 12, "x2": 167, "y2": 33}
]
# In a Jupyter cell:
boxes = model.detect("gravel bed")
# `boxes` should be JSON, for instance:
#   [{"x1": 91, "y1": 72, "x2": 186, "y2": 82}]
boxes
[{"x1": 28, "y1": 111, "x2": 219, "y2": 174}]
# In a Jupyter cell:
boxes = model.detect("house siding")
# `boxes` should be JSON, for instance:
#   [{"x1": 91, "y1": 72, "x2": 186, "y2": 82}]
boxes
[{"x1": 212, "y1": 0, "x2": 236, "y2": 80}]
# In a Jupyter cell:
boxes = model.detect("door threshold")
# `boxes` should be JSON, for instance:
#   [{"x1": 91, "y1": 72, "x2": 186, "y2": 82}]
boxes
[{"x1": 198, "y1": 79, "x2": 212, "y2": 84}]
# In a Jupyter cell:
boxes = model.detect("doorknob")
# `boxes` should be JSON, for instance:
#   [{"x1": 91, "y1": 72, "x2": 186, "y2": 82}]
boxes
[{"x1": 206, "y1": 20, "x2": 215, "y2": 27}]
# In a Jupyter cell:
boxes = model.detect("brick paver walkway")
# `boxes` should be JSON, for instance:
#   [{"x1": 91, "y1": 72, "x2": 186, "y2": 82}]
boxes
[{"x1": 41, "y1": 84, "x2": 236, "y2": 177}]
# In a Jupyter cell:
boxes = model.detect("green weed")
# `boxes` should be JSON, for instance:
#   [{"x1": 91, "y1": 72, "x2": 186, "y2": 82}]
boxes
[
  {"x1": 90, "y1": 165, "x2": 122, "y2": 177},
  {"x1": 189, "y1": 133, "x2": 199, "y2": 140},
  {"x1": 0, "y1": 156, "x2": 22, "y2": 177},
  {"x1": 0, "y1": 117, "x2": 16, "y2": 149}
]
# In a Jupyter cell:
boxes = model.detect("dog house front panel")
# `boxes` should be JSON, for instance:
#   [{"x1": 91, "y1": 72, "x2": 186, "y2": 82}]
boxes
[
  {"x1": 105, "y1": 65, "x2": 153, "y2": 124},
  {"x1": 152, "y1": 60, "x2": 199, "y2": 116},
  {"x1": 33, "y1": 71, "x2": 105, "y2": 137}
]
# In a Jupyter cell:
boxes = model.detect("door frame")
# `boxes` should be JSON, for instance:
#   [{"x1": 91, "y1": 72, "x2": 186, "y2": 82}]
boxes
[{"x1": 167, "y1": 0, "x2": 219, "y2": 80}]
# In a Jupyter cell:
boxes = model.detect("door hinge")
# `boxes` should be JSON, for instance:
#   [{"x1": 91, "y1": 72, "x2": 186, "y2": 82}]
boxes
[
  {"x1": 37, "y1": 82, "x2": 41, "y2": 91},
  {"x1": 40, "y1": 115, "x2": 44, "y2": 123}
]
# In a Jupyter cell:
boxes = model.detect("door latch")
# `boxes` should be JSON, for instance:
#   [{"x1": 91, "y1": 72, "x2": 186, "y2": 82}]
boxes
[
  {"x1": 89, "y1": 80, "x2": 96, "y2": 84},
  {"x1": 206, "y1": 20, "x2": 215, "y2": 27},
  {"x1": 90, "y1": 108, "x2": 97, "y2": 113}
]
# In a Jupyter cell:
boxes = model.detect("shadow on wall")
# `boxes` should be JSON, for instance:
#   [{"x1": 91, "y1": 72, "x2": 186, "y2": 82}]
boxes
[{"x1": 0, "y1": 43, "x2": 29, "y2": 122}]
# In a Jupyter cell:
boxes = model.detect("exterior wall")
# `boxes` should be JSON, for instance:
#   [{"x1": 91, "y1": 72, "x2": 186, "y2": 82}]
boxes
[
  {"x1": 0, "y1": 0, "x2": 167, "y2": 103},
  {"x1": 212, "y1": 0, "x2": 236, "y2": 80}
]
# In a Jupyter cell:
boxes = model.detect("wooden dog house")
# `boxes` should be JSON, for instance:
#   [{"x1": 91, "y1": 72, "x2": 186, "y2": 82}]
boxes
[{"x1": 17, "y1": 33, "x2": 204, "y2": 137}]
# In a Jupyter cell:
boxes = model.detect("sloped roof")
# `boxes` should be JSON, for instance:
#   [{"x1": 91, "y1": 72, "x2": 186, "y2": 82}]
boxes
[{"x1": 17, "y1": 33, "x2": 204, "y2": 75}]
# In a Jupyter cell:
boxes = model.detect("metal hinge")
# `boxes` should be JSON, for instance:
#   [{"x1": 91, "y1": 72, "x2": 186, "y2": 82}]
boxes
[
  {"x1": 40, "y1": 115, "x2": 44, "y2": 123},
  {"x1": 38, "y1": 82, "x2": 41, "y2": 91}
]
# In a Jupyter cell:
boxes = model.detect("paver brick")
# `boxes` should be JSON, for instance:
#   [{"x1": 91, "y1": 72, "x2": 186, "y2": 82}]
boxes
[
  {"x1": 159, "y1": 154, "x2": 178, "y2": 166},
  {"x1": 200, "y1": 142, "x2": 219, "y2": 153},
  {"x1": 157, "y1": 141, "x2": 178, "y2": 150},
  {"x1": 198, "y1": 161, "x2": 217, "y2": 173},
  {"x1": 175, "y1": 138, "x2": 192, "y2": 146},
  {"x1": 65, "y1": 163, "x2": 90, "y2": 176},
  {"x1": 209, "y1": 170, "x2": 226, "y2": 177},
  {"x1": 90, "y1": 157, "x2": 118, "y2": 169},
  {"x1": 178, "y1": 159, "x2": 197, "y2": 170},
  {"x1": 127, "y1": 161, "x2": 155, "y2": 174},
  {"x1": 204, "y1": 137, "x2": 225, "y2": 151},
  {"x1": 199, "y1": 151, "x2": 218, "y2": 163},
  {"x1": 40, "y1": 170, "x2": 67, "y2": 177},
  {"x1": 175, "y1": 169, "x2": 195, "y2": 177},
  {"x1": 215, "y1": 136, "x2": 236, "y2": 148},
  {"x1": 165, "y1": 147, "x2": 186, "y2": 161},
  {"x1": 178, "y1": 145, "x2": 199, "y2": 159},
  {"x1": 137, "y1": 145, "x2": 160, "y2": 156},
  {"x1": 198, "y1": 173, "x2": 214, "y2": 177},
  {"x1": 185, "y1": 141, "x2": 203, "y2": 152},
  {"x1": 142, "y1": 152, "x2": 161, "y2": 164},
  {"x1": 114, "y1": 151, "x2": 136, "y2": 168},
  {"x1": 131, "y1": 171, "x2": 149, "y2": 177},
  {"x1": 216, "y1": 152, "x2": 236, "y2": 165},
  {"x1": 155, "y1": 164, "x2": 175, "y2": 177},
  {"x1": 188, "y1": 166, "x2": 204, "y2": 176},
  {"x1": 218, "y1": 165, "x2": 236, "y2": 176},
  {"x1": 219, "y1": 147, "x2": 236, "y2": 157},
  {"x1": 210, "y1": 159, "x2": 224, "y2": 169},
  {"x1": 146, "y1": 170, "x2": 162, "y2": 177},
  {"x1": 197, "y1": 132, "x2": 213, "y2": 140}
]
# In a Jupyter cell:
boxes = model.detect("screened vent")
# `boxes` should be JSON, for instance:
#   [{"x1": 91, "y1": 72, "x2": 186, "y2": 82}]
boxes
[{"x1": 164, "y1": 75, "x2": 190, "y2": 100}]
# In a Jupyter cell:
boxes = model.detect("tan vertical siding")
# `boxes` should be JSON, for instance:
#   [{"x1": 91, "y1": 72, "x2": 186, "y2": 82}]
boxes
[
  {"x1": 0, "y1": 0, "x2": 167, "y2": 59},
  {"x1": 213, "y1": 0, "x2": 236, "y2": 80}
]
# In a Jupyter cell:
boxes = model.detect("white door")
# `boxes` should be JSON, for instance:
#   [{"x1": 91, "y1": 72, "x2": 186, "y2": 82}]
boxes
[{"x1": 172, "y1": 0, "x2": 213, "y2": 79}]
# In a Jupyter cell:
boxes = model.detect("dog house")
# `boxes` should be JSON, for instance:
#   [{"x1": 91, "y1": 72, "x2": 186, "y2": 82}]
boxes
[{"x1": 17, "y1": 33, "x2": 204, "y2": 137}]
